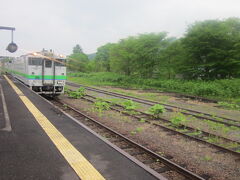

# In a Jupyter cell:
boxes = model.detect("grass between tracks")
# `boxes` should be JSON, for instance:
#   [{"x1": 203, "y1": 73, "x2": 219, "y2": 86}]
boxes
[{"x1": 67, "y1": 72, "x2": 240, "y2": 106}]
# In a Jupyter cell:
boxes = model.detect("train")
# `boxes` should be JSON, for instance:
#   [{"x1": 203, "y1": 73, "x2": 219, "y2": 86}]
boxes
[{"x1": 3, "y1": 50, "x2": 66, "y2": 95}]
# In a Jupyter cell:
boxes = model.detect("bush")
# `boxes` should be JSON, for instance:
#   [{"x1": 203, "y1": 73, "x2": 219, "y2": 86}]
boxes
[{"x1": 68, "y1": 72, "x2": 240, "y2": 101}]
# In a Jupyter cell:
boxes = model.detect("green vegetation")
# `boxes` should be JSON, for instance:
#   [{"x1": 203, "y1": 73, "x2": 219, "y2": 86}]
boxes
[
  {"x1": 204, "y1": 120, "x2": 240, "y2": 134},
  {"x1": 217, "y1": 101, "x2": 240, "y2": 111},
  {"x1": 67, "y1": 45, "x2": 90, "y2": 72},
  {"x1": 62, "y1": 104, "x2": 68, "y2": 109},
  {"x1": 67, "y1": 18, "x2": 240, "y2": 103},
  {"x1": 148, "y1": 104, "x2": 166, "y2": 118},
  {"x1": 139, "y1": 118, "x2": 146, "y2": 123},
  {"x1": 131, "y1": 127, "x2": 144, "y2": 135},
  {"x1": 122, "y1": 100, "x2": 137, "y2": 113},
  {"x1": 205, "y1": 136, "x2": 220, "y2": 144},
  {"x1": 94, "y1": 98, "x2": 111, "y2": 113},
  {"x1": 170, "y1": 113, "x2": 187, "y2": 127},
  {"x1": 66, "y1": 87, "x2": 86, "y2": 99},
  {"x1": 186, "y1": 130, "x2": 202, "y2": 137},
  {"x1": 68, "y1": 72, "x2": 240, "y2": 102},
  {"x1": 201, "y1": 155, "x2": 213, "y2": 161}
]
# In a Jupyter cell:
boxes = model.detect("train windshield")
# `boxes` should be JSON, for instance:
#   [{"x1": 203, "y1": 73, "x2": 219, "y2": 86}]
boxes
[
  {"x1": 28, "y1": 58, "x2": 43, "y2": 66},
  {"x1": 45, "y1": 60, "x2": 52, "y2": 68},
  {"x1": 55, "y1": 59, "x2": 66, "y2": 67}
]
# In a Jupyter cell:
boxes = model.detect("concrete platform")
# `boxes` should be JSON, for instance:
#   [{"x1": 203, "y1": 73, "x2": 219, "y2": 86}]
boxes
[{"x1": 0, "y1": 75, "x2": 165, "y2": 180}]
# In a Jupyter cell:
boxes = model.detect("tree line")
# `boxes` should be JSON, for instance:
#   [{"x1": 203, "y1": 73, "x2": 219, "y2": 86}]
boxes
[{"x1": 67, "y1": 18, "x2": 240, "y2": 80}]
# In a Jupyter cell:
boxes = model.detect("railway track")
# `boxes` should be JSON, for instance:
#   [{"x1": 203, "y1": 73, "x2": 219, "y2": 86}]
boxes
[
  {"x1": 70, "y1": 93, "x2": 240, "y2": 156},
  {"x1": 66, "y1": 82, "x2": 240, "y2": 128},
  {"x1": 52, "y1": 98, "x2": 207, "y2": 180}
]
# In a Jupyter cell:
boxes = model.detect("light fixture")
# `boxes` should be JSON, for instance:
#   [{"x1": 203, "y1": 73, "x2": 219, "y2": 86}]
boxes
[{"x1": 6, "y1": 29, "x2": 18, "y2": 53}]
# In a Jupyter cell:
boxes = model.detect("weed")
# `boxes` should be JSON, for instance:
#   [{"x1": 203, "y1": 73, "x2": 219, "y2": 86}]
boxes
[
  {"x1": 158, "y1": 152, "x2": 164, "y2": 156},
  {"x1": 131, "y1": 127, "x2": 143, "y2": 135},
  {"x1": 68, "y1": 87, "x2": 86, "y2": 99},
  {"x1": 63, "y1": 104, "x2": 68, "y2": 109},
  {"x1": 170, "y1": 113, "x2": 187, "y2": 127},
  {"x1": 177, "y1": 128, "x2": 189, "y2": 133},
  {"x1": 64, "y1": 86, "x2": 70, "y2": 94},
  {"x1": 148, "y1": 104, "x2": 166, "y2": 118},
  {"x1": 206, "y1": 136, "x2": 220, "y2": 144},
  {"x1": 122, "y1": 100, "x2": 137, "y2": 112},
  {"x1": 202, "y1": 155, "x2": 212, "y2": 161},
  {"x1": 204, "y1": 120, "x2": 231, "y2": 134},
  {"x1": 218, "y1": 101, "x2": 240, "y2": 110},
  {"x1": 94, "y1": 98, "x2": 110, "y2": 114},
  {"x1": 139, "y1": 118, "x2": 146, "y2": 123},
  {"x1": 221, "y1": 142, "x2": 239, "y2": 149},
  {"x1": 68, "y1": 72, "x2": 240, "y2": 102},
  {"x1": 186, "y1": 130, "x2": 202, "y2": 136}
]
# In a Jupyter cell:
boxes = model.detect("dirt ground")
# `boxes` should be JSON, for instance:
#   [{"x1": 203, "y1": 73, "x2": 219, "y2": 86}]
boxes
[
  {"x1": 97, "y1": 86, "x2": 240, "y2": 121},
  {"x1": 68, "y1": 85, "x2": 240, "y2": 143},
  {"x1": 59, "y1": 95, "x2": 240, "y2": 180}
]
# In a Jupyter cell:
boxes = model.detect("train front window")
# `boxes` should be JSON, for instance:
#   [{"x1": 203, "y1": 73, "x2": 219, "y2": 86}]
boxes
[
  {"x1": 28, "y1": 58, "x2": 43, "y2": 66},
  {"x1": 55, "y1": 59, "x2": 66, "y2": 67},
  {"x1": 45, "y1": 60, "x2": 52, "y2": 68}
]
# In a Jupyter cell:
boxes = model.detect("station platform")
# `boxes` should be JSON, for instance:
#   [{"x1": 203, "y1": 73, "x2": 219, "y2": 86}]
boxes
[{"x1": 0, "y1": 75, "x2": 165, "y2": 180}]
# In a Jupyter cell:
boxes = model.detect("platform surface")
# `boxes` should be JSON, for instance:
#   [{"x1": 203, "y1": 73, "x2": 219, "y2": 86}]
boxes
[{"x1": 0, "y1": 75, "x2": 164, "y2": 180}]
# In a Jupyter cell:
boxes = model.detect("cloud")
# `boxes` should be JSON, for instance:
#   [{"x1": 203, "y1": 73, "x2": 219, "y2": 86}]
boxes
[{"x1": 0, "y1": 0, "x2": 240, "y2": 56}]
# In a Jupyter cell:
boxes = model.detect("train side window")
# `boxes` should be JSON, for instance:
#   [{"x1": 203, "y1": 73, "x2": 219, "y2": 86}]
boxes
[
  {"x1": 45, "y1": 60, "x2": 52, "y2": 68},
  {"x1": 29, "y1": 58, "x2": 42, "y2": 65}
]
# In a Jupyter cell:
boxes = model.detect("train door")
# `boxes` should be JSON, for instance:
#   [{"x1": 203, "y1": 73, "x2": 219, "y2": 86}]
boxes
[{"x1": 42, "y1": 59, "x2": 55, "y2": 85}]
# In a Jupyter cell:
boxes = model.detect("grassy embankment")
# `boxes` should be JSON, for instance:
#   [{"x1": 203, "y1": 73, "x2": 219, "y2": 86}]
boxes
[{"x1": 67, "y1": 72, "x2": 240, "y2": 106}]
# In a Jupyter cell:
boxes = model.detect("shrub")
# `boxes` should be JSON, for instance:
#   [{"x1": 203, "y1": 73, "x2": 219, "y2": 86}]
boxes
[{"x1": 68, "y1": 72, "x2": 240, "y2": 101}]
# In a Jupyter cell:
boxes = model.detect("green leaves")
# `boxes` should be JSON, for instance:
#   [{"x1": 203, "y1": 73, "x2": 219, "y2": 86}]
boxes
[
  {"x1": 170, "y1": 113, "x2": 187, "y2": 127},
  {"x1": 67, "y1": 45, "x2": 89, "y2": 72},
  {"x1": 94, "y1": 98, "x2": 111, "y2": 113},
  {"x1": 122, "y1": 100, "x2": 137, "y2": 112},
  {"x1": 67, "y1": 88, "x2": 86, "y2": 99},
  {"x1": 148, "y1": 104, "x2": 166, "y2": 118},
  {"x1": 182, "y1": 18, "x2": 240, "y2": 79}
]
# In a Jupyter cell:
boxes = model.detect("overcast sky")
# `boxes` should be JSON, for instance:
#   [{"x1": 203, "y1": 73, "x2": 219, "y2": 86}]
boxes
[{"x1": 1, "y1": 0, "x2": 240, "y2": 56}]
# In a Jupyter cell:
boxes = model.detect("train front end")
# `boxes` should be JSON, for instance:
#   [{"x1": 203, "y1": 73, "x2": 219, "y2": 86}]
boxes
[{"x1": 27, "y1": 51, "x2": 66, "y2": 95}]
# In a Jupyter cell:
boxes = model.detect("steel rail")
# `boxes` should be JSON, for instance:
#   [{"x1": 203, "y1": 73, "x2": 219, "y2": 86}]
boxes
[
  {"x1": 78, "y1": 94, "x2": 240, "y2": 156},
  {"x1": 66, "y1": 82, "x2": 240, "y2": 126},
  {"x1": 54, "y1": 99, "x2": 205, "y2": 180}
]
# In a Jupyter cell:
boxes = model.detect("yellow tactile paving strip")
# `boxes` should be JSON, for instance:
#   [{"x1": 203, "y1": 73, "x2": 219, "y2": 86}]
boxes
[{"x1": 4, "y1": 75, "x2": 105, "y2": 180}]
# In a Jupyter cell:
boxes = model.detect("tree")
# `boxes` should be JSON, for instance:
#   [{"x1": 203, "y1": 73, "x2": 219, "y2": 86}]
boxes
[
  {"x1": 67, "y1": 45, "x2": 89, "y2": 72},
  {"x1": 158, "y1": 39, "x2": 187, "y2": 79},
  {"x1": 73, "y1": 44, "x2": 83, "y2": 54},
  {"x1": 182, "y1": 18, "x2": 240, "y2": 79},
  {"x1": 94, "y1": 43, "x2": 115, "y2": 72},
  {"x1": 109, "y1": 33, "x2": 173, "y2": 78},
  {"x1": 110, "y1": 37, "x2": 137, "y2": 76}
]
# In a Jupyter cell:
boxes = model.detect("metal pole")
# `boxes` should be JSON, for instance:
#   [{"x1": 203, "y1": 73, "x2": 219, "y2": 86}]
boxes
[
  {"x1": 11, "y1": 30, "x2": 13, "y2": 42},
  {"x1": 0, "y1": 26, "x2": 15, "y2": 31},
  {"x1": 0, "y1": 26, "x2": 18, "y2": 53}
]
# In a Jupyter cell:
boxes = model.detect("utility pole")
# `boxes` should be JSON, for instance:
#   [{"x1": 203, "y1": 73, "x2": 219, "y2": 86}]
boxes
[{"x1": 0, "y1": 26, "x2": 18, "y2": 53}]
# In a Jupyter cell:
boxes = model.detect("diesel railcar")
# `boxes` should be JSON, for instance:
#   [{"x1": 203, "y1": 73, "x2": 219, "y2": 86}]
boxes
[{"x1": 4, "y1": 50, "x2": 66, "y2": 95}]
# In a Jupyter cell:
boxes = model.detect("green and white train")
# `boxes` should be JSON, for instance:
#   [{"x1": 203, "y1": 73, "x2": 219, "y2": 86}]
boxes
[{"x1": 4, "y1": 50, "x2": 66, "y2": 95}]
